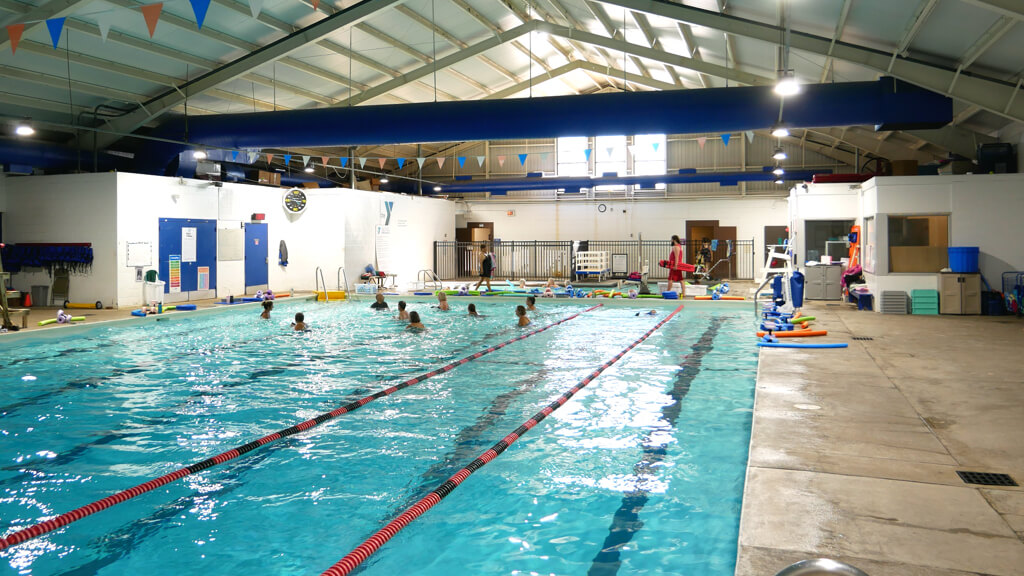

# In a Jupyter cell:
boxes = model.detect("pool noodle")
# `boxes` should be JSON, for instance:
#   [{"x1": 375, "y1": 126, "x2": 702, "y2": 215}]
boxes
[{"x1": 757, "y1": 342, "x2": 848, "y2": 349}]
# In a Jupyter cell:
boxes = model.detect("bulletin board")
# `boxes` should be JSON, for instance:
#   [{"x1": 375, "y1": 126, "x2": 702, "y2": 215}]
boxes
[
  {"x1": 159, "y1": 218, "x2": 217, "y2": 294},
  {"x1": 126, "y1": 242, "x2": 152, "y2": 267}
]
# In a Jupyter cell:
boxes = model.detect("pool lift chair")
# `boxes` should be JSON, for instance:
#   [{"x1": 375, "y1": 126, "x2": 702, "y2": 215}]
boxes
[
  {"x1": 692, "y1": 240, "x2": 732, "y2": 283},
  {"x1": 754, "y1": 241, "x2": 797, "y2": 315}
]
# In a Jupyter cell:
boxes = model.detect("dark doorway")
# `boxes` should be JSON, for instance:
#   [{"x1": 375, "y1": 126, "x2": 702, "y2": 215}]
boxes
[{"x1": 764, "y1": 225, "x2": 788, "y2": 269}]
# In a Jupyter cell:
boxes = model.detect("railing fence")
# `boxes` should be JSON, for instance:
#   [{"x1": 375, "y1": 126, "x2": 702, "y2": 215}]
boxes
[{"x1": 435, "y1": 239, "x2": 755, "y2": 281}]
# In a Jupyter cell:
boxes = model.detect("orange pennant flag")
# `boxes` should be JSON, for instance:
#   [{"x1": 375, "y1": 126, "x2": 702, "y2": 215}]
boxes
[
  {"x1": 7, "y1": 23, "x2": 25, "y2": 55},
  {"x1": 141, "y1": 3, "x2": 163, "y2": 38},
  {"x1": 266, "y1": 153, "x2": 275, "y2": 165},
  {"x1": 321, "y1": 156, "x2": 329, "y2": 168},
  {"x1": 312, "y1": 0, "x2": 320, "y2": 9},
  {"x1": 498, "y1": 155, "x2": 506, "y2": 167},
  {"x1": 437, "y1": 157, "x2": 445, "y2": 169},
  {"x1": 377, "y1": 158, "x2": 386, "y2": 169}
]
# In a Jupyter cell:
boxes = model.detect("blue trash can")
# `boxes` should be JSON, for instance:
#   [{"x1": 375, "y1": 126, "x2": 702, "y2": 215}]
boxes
[
  {"x1": 772, "y1": 275, "x2": 783, "y2": 300},
  {"x1": 790, "y1": 271, "x2": 805, "y2": 308},
  {"x1": 948, "y1": 247, "x2": 979, "y2": 273}
]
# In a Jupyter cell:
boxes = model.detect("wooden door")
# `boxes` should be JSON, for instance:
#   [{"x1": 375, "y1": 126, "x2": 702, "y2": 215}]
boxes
[
  {"x1": 686, "y1": 220, "x2": 717, "y2": 266},
  {"x1": 716, "y1": 226, "x2": 737, "y2": 278}
]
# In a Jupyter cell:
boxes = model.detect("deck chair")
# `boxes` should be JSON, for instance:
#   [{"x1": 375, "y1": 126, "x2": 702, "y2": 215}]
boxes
[{"x1": 51, "y1": 268, "x2": 70, "y2": 306}]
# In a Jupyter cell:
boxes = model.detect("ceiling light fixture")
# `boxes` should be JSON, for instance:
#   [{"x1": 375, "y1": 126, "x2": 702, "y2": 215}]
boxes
[
  {"x1": 193, "y1": 150, "x2": 207, "y2": 160},
  {"x1": 775, "y1": 178, "x2": 785, "y2": 185},
  {"x1": 773, "y1": 166, "x2": 785, "y2": 176},
  {"x1": 15, "y1": 123, "x2": 35, "y2": 136},
  {"x1": 771, "y1": 124, "x2": 790, "y2": 138},
  {"x1": 304, "y1": 166, "x2": 314, "y2": 173},
  {"x1": 774, "y1": 71, "x2": 800, "y2": 96},
  {"x1": 772, "y1": 147, "x2": 787, "y2": 161},
  {"x1": 379, "y1": 176, "x2": 389, "y2": 183},
  {"x1": 433, "y1": 185, "x2": 442, "y2": 192}
]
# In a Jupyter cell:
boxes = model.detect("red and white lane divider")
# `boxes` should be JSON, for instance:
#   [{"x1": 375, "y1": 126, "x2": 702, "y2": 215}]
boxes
[
  {"x1": 320, "y1": 304, "x2": 685, "y2": 576},
  {"x1": 0, "y1": 304, "x2": 603, "y2": 552}
]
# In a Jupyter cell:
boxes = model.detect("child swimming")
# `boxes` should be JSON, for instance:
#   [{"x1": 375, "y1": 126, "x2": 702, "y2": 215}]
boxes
[
  {"x1": 260, "y1": 300, "x2": 273, "y2": 319},
  {"x1": 525, "y1": 295, "x2": 537, "y2": 311},
  {"x1": 395, "y1": 300, "x2": 410, "y2": 321},
  {"x1": 407, "y1": 311, "x2": 426, "y2": 331},
  {"x1": 468, "y1": 303, "x2": 485, "y2": 317},
  {"x1": 516, "y1": 305, "x2": 531, "y2": 327},
  {"x1": 292, "y1": 312, "x2": 307, "y2": 331}
]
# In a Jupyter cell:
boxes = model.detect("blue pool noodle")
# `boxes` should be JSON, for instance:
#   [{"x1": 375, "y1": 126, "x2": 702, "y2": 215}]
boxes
[{"x1": 757, "y1": 342, "x2": 848, "y2": 349}]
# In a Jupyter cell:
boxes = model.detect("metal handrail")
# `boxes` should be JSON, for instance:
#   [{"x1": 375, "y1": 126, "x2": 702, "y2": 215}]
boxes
[
  {"x1": 774, "y1": 559, "x2": 869, "y2": 576},
  {"x1": 417, "y1": 269, "x2": 441, "y2": 291},
  {"x1": 337, "y1": 267, "x2": 349, "y2": 294},
  {"x1": 315, "y1": 266, "x2": 328, "y2": 303},
  {"x1": 753, "y1": 275, "x2": 775, "y2": 316}
]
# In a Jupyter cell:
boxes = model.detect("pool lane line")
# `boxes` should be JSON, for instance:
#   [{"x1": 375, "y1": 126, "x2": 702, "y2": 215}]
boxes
[
  {"x1": 0, "y1": 304, "x2": 603, "y2": 552},
  {"x1": 320, "y1": 304, "x2": 685, "y2": 576},
  {"x1": 588, "y1": 317, "x2": 725, "y2": 576}
]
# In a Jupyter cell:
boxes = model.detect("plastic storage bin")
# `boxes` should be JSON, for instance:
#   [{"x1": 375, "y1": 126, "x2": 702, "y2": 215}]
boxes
[
  {"x1": 948, "y1": 247, "x2": 979, "y2": 273},
  {"x1": 911, "y1": 289, "x2": 939, "y2": 315},
  {"x1": 143, "y1": 281, "x2": 165, "y2": 305}
]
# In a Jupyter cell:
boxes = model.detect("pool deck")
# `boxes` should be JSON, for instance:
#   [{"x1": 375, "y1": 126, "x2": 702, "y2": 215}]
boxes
[{"x1": 738, "y1": 301, "x2": 1024, "y2": 575}]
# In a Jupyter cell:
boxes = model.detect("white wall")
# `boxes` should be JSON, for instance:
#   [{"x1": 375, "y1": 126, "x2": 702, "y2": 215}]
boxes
[
  {"x1": 457, "y1": 196, "x2": 788, "y2": 278},
  {"x1": 4, "y1": 173, "x2": 118, "y2": 306},
  {"x1": 787, "y1": 182, "x2": 862, "y2": 269},
  {"x1": 859, "y1": 174, "x2": 1024, "y2": 300},
  {"x1": 113, "y1": 175, "x2": 454, "y2": 306}
]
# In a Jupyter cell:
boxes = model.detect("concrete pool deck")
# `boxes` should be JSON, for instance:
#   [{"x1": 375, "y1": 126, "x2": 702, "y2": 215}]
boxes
[{"x1": 738, "y1": 301, "x2": 1024, "y2": 575}]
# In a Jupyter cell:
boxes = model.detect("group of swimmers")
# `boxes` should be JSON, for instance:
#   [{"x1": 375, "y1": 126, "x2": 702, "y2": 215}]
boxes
[
  {"x1": 260, "y1": 300, "x2": 307, "y2": 331},
  {"x1": 372, "y1": 292, "x2": 536, "y2": 329}
]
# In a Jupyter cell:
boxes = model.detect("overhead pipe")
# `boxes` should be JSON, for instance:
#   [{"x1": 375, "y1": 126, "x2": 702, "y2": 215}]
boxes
[{"x1": 136, "y1": 78, "x2": 951, "y2": 174}]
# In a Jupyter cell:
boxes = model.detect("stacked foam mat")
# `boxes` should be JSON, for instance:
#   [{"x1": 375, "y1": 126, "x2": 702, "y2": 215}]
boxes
[{"x1": 880, "y1": 291, "x2": 909, "y2": 314}]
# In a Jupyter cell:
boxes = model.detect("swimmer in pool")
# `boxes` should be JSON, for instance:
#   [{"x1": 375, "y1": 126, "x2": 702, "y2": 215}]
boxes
[
  {"x1": 395, "y1": 300, "x2": 410, "y2": 321},
  {"x1": 292, "y1": 312, "x2": 307, "y2": 331},
  {"x1": 635, "y1": 310, "x2": 658, "y2": 316},
  {"x1": 436, "y1": 291, "x2": 450, "y2": 311},
  {"x1": 516, "y1": 305, "x2": 531, "y2": 327},
  {"x1": 468, "y1": 303, "x2": 485, "y2": 317},
  {"x1": 260, "y1": 300, "x2": 273, "y2": 319},
  {"x1": 370, "y1": 293, "x2": 389, "y2": 310},
  {"x1": 407, "y1": 311, "x2": 425, "y2": 331},
  {"x1": 525, "y1": 295, "x2": 537, "y2": 312}
]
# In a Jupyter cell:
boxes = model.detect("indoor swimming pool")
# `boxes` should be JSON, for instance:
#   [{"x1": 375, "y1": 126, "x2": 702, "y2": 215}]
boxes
[{"x1": 1, "y1": 298, "x2": 757, "y2": 575}]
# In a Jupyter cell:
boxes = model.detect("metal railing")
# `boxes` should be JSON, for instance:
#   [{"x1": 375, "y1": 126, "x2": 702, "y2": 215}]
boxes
[
  {"x1": 315, "y1": 267, "x2": 328, "y2": 302},
  {"x1": 337, "y1": 267, "x2": 349, "y2": 294},
  {"x1": 774, "y1": 559, "x2": 869, "y2": 576},
  {"x1": 434, "y1": 239, "x2": 755, "y2": 281},
  {"x1": 417, "y1": 269, "x2": 442, "y2": 291}
]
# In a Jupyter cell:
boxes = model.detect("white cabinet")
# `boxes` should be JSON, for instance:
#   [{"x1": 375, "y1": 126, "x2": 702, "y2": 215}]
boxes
[{"x1": 805, "y1": 265, "x2": 843, "y2": 300}]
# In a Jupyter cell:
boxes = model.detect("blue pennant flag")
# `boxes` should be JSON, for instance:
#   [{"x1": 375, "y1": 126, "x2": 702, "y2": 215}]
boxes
[
  {"x1": 283, "y1": 154, "x2": 292, "y2": 166},
  {"x1": 340, "y1": 157, "x2": 349, "y2": 168},
  {"x1": 652, "y1": 142, "x2": 660, "y2": 152},
  {"x1": 584, "y1": 149, "x2": 592, "y2": 162},
  {"x1": 397, "y1": 158, "x2": 406, "y2": 169},
  {"x1": 46, "y1": 17, "x2": 66, "y2": 49},
  {"x1": 458, "y1": 156, "x2": 466, "y2": 168},
  {"x1": 721, "y1": 134, "x2": 731, "y2": 146},
  {"x1": 189, "y1": 0, "x2": 212, "y2": 29},
  {"x1": 231, "y1": 150, "x2": 239, "y2": 161},
  {"x1": 518, "y1": 153, "x2": 528, "y2": 166}
]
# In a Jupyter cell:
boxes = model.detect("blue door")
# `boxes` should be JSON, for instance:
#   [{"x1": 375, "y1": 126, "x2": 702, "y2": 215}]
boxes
[{"x1": 245, "y1": 223, "x2": 268, "y2": 292}]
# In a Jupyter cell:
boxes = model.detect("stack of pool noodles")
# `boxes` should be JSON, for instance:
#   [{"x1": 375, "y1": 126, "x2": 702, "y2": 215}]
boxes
[{"x1": 758, "y1": 306, "x2": 844, "y2": 348}]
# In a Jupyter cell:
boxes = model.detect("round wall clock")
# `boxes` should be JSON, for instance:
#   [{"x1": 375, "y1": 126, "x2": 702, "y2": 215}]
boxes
[{"x1": 283, "y1": 188, "x2": 307, "y2": 215}]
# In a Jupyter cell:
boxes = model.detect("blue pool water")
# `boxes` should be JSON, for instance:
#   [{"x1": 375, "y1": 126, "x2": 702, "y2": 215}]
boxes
[{"x1": 1, "y1": 298, "x2": 756, "y2": 575}]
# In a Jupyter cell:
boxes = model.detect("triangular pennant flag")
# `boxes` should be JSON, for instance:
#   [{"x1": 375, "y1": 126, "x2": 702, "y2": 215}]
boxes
[
  {"x1": 231, "y1": 150, "x2": 239, "y2": 161},
  {"x1": 248, "y1": 0, "x2": 263, "y2": 18},
  {"x1": 141, "y1": 3, "x2": 163, "y2": 38},
  {"x1": 7, "y1": 23, "x2": 25, "y2": 55},
  {"x1": 653, "y1": 142, "x2": 660, "y2": 152},
  {"x1": 605, "y1": 147, "x2": 614, "y2": 160},
  {"x1": 312, "y1": 0, "x2": 320, "y2": 9},
  {"x1": 518, "y1": 153, "x2": 528, "y2": 166},
  {"x1": 397, "y1": 158, "x2": 406, "y2": 169},
  {"x1": 321, "y1": 156, "x2": 329, "y2": 168},
  {"x1": 46, "y1": 18, "x2": 66, "y2": 49},
  {"x1": 340, "y1": 157, "x2": 349, "y2": 168},
  {"x1": 476, "y1": 156, "x2": 485, "y2": 167},
  {"x1": 437, "y1": 157, "x2": 445, "y2": 169},
  {"x1": 266, "y1": 153, "x2": 275, "y2": 165},
  {"x1": 458, "y1": 156, "x2": 466, "y2": 168},
  {"x1": 416, "y1": 157, "x2": 426, "y2": 168},
  {"x1": 745, "y1": 130, "x2": 755, "y2": 143},
  {"x1": 188, "y1": 0, "x2": 211, "y2": 29},
  {"x1": 721, "y1": 133, "x2": 731, "y2": 146},
  {"x1": 498, "y1": 155, "x2": 506, "y2": 167},
  {"x1": 247, "y1": 152, "x2": 259, "y2": 164},
  {"x1": 358, "y1": 157, "x2": 367, "y2": 168},
  {"x1": 96, "y1": 14, "x2": 112, "y2": 42},
  {"x1": 301, "y1": 155, "x2": 310, "y2": 166},
  {"x1": 584, "y1": 149, "x2": 591, "y2": 162},
  {"x1": 283, "y1": 154, "x2": 292, "y2": 166},
  {"x1": 540, "y1": 152, "x2": 550, "y2": 162},
  {"x1": 697, "y1": 137, "x2": 707, "y2": 150}
]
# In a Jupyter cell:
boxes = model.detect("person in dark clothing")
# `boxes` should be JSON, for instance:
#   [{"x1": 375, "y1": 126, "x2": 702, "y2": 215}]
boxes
[
  {"x1": 473, "y1": 244, "x2": 494, "y2": 292},
  {"x1": 370, "y1": 293, "x2": 389, "y2": 310}
]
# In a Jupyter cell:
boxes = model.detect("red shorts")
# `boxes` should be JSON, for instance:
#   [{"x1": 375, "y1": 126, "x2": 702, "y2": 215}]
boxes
[{"x1": 668, "y1": 270, "x2": 683, "y2": 282}]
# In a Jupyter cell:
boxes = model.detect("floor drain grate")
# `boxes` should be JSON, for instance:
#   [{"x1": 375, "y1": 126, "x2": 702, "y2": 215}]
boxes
[
  {"x1": 852, "y1": 336, "x2": 874, "y2": 341},
  {"x1": 956, "y1": 471, "x2": 1018, "y2": 486},
  {"x1": 826, "y1": 303, "x2": 841, "y2": 307}
]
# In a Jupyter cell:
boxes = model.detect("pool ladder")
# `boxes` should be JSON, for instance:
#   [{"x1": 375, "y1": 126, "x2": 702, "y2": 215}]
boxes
[
  {"x1": 417, "y1": 269, "x2": 442, "y2": 291},
  {"x1": 774, "y1": 559, "x2": 869, "y2": 576}
]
